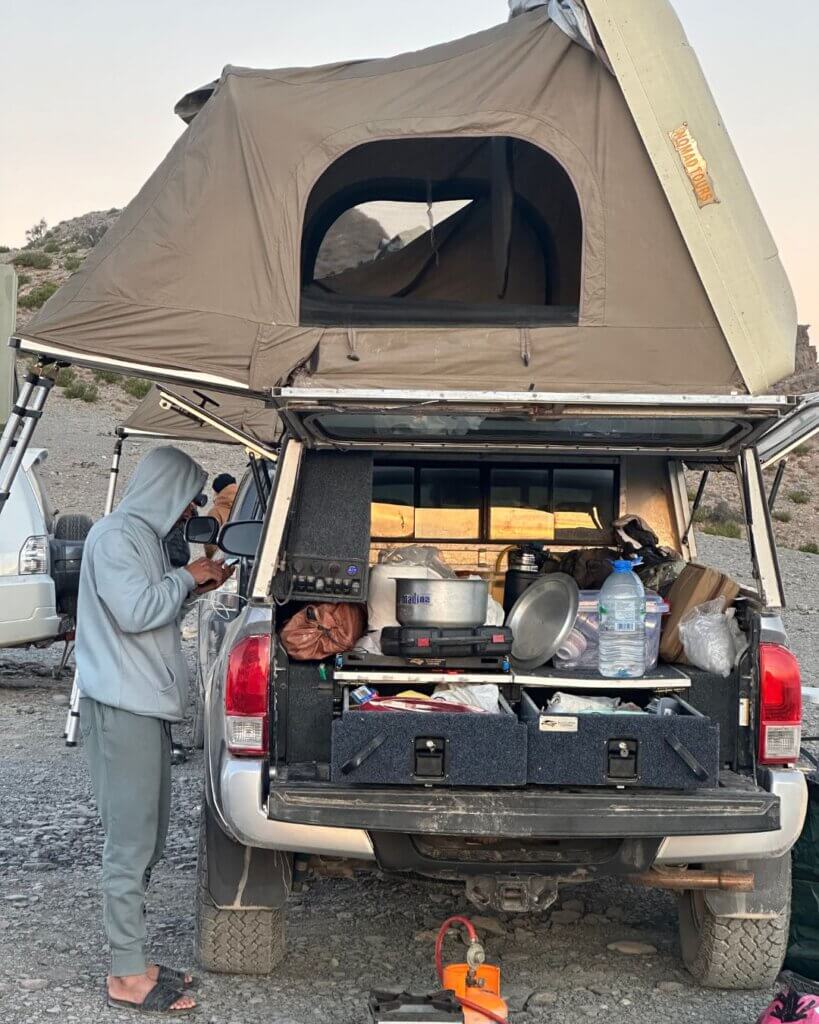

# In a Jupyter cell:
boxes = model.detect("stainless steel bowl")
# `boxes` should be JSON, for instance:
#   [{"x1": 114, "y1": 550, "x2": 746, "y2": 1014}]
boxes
[{"x1": 395, "y1": 578, "x2": 489, "y2": 628}]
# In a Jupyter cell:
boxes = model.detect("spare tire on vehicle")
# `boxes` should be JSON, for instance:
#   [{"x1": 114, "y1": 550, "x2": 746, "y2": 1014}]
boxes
[
  {"x1": 52, "y1": 514, "x2": 93, "y2": 618},
  {"x1": 54, "y1": 514, "x2": 93, "y2": 542}
]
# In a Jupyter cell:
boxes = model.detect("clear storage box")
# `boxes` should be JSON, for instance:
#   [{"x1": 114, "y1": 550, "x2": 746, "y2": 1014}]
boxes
[{"x1": 553, "y1": 590, "x2": 669, "y2": 672}]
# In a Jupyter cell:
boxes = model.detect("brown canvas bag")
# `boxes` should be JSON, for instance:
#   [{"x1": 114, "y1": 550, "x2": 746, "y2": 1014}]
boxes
[{"x1": 280, "y1": 603, "x2": 366, "y2": 661}]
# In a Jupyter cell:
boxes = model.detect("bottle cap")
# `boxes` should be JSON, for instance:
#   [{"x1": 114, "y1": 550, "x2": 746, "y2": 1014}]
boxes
[{"x1": 612, "y1": 558, "x2": 642, "y2": 572}]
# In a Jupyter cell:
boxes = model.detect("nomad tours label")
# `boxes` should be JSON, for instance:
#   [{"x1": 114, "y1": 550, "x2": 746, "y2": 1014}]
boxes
[{"x1": 669, "y1": 124, "x2": 719, "y2": 208}]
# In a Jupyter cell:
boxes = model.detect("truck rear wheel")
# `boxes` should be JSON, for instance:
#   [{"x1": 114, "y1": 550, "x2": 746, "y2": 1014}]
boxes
[
  {"x1": 679, "y1": 884, "x2": 790, "y2": 990},
  {"x1": 194, "y1": 803, "x2": 287, "y2": 975}
]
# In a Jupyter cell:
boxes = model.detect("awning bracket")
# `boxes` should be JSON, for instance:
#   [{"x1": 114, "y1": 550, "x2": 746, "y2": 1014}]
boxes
[{"x1": 157, "y1": 387, "x2": 278, "y2": 463}]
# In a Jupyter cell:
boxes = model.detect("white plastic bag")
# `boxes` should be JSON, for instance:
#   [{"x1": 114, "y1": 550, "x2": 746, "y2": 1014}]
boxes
[
  {"x1": 379, "y1": 545, "x2": 457, "y2": 579},
  {"x1": 678, "y1": 598, "x2": 739, "y2": 678},
  {"x1": 546, "y1": 692, "x2": 620, "y2": 714},
  {"x1": 433, "y1": 683, "x2": 500, "y2": 714}
]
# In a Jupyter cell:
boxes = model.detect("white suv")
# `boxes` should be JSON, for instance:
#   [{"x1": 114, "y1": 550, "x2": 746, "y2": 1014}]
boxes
[{"x1": 0, "y1": 448, "x2": 90, "y2": 648}]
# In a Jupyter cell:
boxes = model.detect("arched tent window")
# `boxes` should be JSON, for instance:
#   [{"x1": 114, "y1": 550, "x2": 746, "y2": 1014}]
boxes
[{"x1": 301, "y1": 137, "x2": 582, "y2": 328}]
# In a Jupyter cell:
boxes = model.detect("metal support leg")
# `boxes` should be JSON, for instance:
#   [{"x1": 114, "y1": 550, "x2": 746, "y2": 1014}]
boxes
[
  {"x1": 0, "y1": 365, "x2": 57, "y2": 515},
  {"x1": 64, "y1": 674, "x2": 81, "y2": 746}
]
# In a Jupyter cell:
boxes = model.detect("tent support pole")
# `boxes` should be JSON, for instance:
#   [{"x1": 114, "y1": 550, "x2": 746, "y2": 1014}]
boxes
[
  {"x1": 0, "y1": 362, "x2": 57, "y2": 517},
  {"x1": 104, "y1": 432, "x2": 125, "y2": 516},
  {"x1": 66, "y1": 430, "x2": 126, "y2": 746},
  {"x1": 681, "y1": 469, "x2": 709, "y2": 546}
]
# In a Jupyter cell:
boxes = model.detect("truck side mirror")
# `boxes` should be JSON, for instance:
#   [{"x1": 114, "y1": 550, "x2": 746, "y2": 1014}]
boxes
[
  {"x1": 185, "y1": 515, "x2": 220, "y2": 545},
  {"x1": 219, "y1": 520, "x2": 263, "y2": 558}
]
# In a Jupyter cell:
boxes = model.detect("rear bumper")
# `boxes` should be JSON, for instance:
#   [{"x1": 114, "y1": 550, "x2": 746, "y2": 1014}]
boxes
[
  {"x1": 0, "y1": 575, "x2": 60, "y2": 646},
  {"x1": 266, "y1": 781, "x2": 780, "y2": 839},
  {"x1": 213, "y1": 755, "x2": 806, "y2": 865}
]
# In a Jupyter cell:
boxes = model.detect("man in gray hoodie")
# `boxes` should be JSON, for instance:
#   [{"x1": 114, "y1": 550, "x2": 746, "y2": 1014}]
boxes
[{"x1": 76, "y1": 446, "x2": 231, "y2": 1014}]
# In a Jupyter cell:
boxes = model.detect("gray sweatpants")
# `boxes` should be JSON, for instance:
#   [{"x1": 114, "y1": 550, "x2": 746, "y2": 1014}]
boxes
[{"x1": 79, "y1": 697, "x2": 172, "y2": 977}]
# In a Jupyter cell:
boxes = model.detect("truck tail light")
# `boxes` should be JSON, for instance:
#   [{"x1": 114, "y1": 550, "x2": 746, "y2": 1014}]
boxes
[
  {"x1": 759, "y1": 643, "x2": 801, "y2": 765},
  {"x1": 19, "y1": 535, "x2": 48, "y2": 575},
  {"x1": 225, "y1": 634, "x2": 270, "y2": 756}
]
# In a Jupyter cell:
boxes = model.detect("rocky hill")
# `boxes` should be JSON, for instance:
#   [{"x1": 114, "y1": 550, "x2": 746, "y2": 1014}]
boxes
[{"x1": 775, "y1": 324, "x2": 818, "y2": 394}]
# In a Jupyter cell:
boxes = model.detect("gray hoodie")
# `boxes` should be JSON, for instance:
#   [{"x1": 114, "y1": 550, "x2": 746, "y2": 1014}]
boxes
[{"x1": 75, "y1": 446, "x2": 207, "y2": 721}]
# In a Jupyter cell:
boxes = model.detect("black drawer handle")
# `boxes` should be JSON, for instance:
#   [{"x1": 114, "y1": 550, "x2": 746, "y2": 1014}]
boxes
[
  {"x1": 665, "y1": 734, "x2": 709, "y2": 780},
  {"x1": 341, "y1": 733, "x2": 386, "y2": 775}
]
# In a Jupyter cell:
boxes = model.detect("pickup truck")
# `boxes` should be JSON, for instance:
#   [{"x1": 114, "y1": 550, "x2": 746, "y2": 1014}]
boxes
[{"x1": 192, "y1": 389, "x2": 817, "y2": 990}]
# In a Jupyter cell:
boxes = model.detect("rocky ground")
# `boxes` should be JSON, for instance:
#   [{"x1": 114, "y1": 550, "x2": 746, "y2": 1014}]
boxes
[{"x1": 3, "y1": 644, "x2": 817, "y2": 1024}]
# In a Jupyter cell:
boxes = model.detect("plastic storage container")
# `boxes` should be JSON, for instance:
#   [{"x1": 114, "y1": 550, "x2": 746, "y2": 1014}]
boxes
[{"x1": 553, "y1": 589, "x2": 668, "y2": 673}]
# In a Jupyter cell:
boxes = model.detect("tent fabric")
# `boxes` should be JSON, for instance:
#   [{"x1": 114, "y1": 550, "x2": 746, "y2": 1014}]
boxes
[
  {"x1": 508, "y1": 0, "x2": 611, "y2": 70},
  {"x1": 122, "y1": 386, "x2": 281, "y2": 447},
  {"x1": 21, "y1": 9, "x2": 760, "y2": 395}
]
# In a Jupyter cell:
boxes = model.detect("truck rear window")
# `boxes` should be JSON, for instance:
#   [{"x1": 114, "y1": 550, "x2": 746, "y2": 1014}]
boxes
[{"x1": 372, "y1": 463, "x2": 616, "y2": 544}]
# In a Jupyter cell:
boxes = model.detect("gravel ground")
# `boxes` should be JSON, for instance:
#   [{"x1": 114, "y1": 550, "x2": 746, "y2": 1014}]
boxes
[
  {"x1": 0, "y1": 672, "x2": 796, "y2": 1024},
  {"x1": 1, "y1": 397, "x2": 818, "y2": 1023}
]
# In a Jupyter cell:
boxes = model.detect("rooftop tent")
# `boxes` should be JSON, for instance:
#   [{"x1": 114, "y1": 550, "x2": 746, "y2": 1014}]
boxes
[
  {"x1": 14, "y1": 1, "x2": 796, "y2": 395},
  {"x1": 121, "y1": 385, "x2": 281, "y2": 447}
]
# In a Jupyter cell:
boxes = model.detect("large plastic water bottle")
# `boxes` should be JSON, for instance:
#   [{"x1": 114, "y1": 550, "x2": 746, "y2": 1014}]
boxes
[{"x1": 598, "y1": 560, "x2": 646, "y2": 679}]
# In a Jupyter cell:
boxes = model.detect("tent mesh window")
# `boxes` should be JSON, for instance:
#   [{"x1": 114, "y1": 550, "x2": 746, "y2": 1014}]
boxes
[{"x1": 300, "y1": 137, "x2": 582, "y2": 328}]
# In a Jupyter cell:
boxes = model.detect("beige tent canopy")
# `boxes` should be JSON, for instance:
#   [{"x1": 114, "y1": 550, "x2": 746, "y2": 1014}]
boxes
[
  {"x1": 15, "y1": 2, "x2": 796, "y2": 396},
  {"x1": 121, "y1": 385, "x2": 281, "y2": 447}
]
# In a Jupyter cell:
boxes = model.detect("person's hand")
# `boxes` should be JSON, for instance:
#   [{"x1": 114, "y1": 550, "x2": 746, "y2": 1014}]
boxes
[
  {"x1": 191, "y1": 561, "x2": 235, "y2": 595},
  {"x1": 187, "y1": 557, "x2": 225, "y2": 588}
]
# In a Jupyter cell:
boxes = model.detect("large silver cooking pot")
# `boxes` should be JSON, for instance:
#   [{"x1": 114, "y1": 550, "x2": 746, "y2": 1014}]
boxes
[{"x1": 395, "y1": 578, "x2": 489, "y2": 628}]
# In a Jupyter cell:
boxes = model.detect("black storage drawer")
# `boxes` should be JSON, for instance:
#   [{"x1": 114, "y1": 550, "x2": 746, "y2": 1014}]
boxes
[
  {"x1": 331, "y1": 697, "x2": 527, "y2": 787},
  {"x1": 521, "y1": 693, "x2": 720, "y2": 790}
]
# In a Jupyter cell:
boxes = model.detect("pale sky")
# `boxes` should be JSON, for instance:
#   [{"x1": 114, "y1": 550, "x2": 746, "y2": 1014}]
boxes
[{"x1": 2, "y1": 0, "x2": 817, "y2": 327}]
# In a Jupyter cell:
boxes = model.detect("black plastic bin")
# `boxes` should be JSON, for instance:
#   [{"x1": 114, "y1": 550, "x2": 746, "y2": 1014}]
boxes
[
  {"x1": 521, "y1": 692, "x2": 720, "y2": 790},
  {"x1": 331, "y1": 693, "x2": 527, "y2": 787}
]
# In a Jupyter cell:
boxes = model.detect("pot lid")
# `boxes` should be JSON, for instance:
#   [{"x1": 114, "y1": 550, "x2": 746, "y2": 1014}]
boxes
[{"x1": 506, "y1": 573, "x2": 580, "y2": 671}]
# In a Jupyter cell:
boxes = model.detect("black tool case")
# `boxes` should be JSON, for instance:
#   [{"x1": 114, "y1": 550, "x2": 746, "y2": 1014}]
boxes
[
  {"x1": 521, "y1": 692, "x2": 720, "y2": 790},
  {"x1": 331, "y1": 691, "x2": 527, "y2": 787},
  {"x1": 380, "y1": 626, "x2": 513, "y2": 660}
]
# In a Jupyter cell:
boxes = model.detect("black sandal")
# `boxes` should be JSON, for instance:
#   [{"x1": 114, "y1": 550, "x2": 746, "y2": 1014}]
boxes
[
  {"x1": 107, "y1": 980, "x2": 196, "y2": 1014},
  {"x1": 156, "y1": 966, "x2": 196, "y2": 991}
]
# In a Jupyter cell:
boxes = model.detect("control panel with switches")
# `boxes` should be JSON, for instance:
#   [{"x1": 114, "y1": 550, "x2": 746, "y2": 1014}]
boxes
[{"x1": 288, "y1": 556, "x2": 368, "y2": 602}]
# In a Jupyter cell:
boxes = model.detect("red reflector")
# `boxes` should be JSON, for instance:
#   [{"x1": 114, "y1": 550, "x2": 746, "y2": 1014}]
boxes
[
  {"x1": 759, "y1": 643, "x2": 801, "y2": 765},
  {"x1": 418, "y1": 637, "x2": 431, "y2": 648},
  {"x1": 225, "y1": 634, "x2": 270, "y2": 755},
  {"x1": 492, "y1": 634, "x2": 506, "y2": 644}
]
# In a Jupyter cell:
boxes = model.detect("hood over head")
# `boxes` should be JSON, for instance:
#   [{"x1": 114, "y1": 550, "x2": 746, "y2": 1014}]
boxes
[{"x1": 118, "y1": 446, "x2": 207, "y2": 538}]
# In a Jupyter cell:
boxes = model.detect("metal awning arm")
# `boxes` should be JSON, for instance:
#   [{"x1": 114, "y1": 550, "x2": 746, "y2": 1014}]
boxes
[{"x1": 157, "y1": 387, "x2": 278, "y2": 462}]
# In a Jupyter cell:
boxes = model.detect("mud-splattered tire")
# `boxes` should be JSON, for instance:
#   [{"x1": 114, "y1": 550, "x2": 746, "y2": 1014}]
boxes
[
  {"x1": 194, "y1": 804, "x2": 286, "y2": 975},
  {"x1": 679, "y1": 879, "x2": 790, "y2": 990}
]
